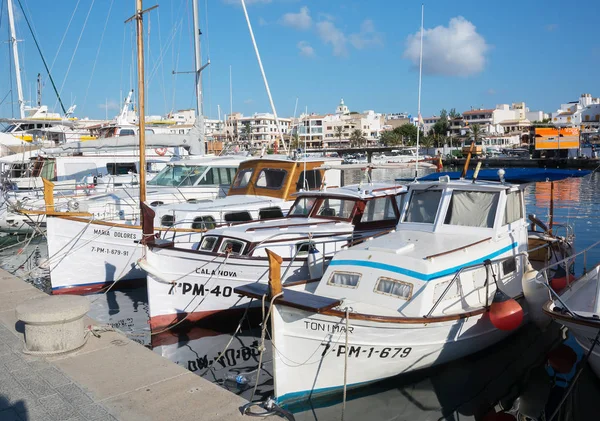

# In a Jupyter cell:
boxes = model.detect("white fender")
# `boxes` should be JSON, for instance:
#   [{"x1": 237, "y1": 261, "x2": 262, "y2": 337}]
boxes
[{"x1": 522, "y1": 259, "x2": 551, "y2": 329}]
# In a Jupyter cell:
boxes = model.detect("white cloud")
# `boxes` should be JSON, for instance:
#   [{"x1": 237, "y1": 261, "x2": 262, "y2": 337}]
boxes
[
  {"x1": 98, "y1": 100, "x2": 119, "y2": 111},
  {"x1": 545, "y1": 23, "x2": 558, "y2": 32},
  {"x1": 297, "y1": 41, "x2": 315, "y2": 58},
  {"x1": 403, "y1": 16, "x2": 489, "y2": 77},
  {"x1": 316, "y1": 20, "x2": 347, "y2": 57},
  {"x1": 349, "y1": 19, "x2": 383, "y2": 49},
  {"x1": 282, "y1": 6, "x2": 312, "y2": 30}
]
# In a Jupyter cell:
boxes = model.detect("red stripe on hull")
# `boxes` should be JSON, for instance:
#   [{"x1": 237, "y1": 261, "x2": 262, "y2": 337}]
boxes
[{"x1": 149, "y1": 306, "x2": 261, "y2": 336}]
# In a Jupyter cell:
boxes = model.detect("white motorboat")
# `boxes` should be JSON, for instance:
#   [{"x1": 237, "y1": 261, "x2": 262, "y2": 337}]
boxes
[
  {"x1": 236, "y1": 174, "x2": 574, "y2": 406},
  {"x1": 139, "y1": 181, "x2": 405, "y2": 331},
  {"x1": 541, "y1": 241, "x2": 600, "y2": 378}
]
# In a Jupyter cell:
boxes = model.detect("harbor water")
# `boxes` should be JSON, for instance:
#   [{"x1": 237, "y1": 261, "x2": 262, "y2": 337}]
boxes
[{"x1": 2, "y1": 167, "x2": 600, "y2": 420}]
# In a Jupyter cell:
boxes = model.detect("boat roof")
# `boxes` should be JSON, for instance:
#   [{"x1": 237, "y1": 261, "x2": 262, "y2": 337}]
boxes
[
  {"x1": 406, "y1": 168, "x2": 591, "y2": 183},
  {"x1": 203, "y1": 217, "x2": 354, "y2": 243},
  {"x1": 165, "y1": 155, "x2": 248, "y2": 166},
  {"x1": 293, "y1": 182, "x2": 406, "y2": 200}
]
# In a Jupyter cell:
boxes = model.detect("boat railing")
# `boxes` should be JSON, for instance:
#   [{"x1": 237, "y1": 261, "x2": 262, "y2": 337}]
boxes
[
  {"x1": 425, "y1": 252, "x2": 530, "y2": 318},
  {"x1": 535, "y1": 239, "x2": 600, "y2": 318}
]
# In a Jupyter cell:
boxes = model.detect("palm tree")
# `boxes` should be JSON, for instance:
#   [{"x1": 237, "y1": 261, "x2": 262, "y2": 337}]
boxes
[
  {"x1": 470, "y1": 124, "x2": 482, "y2": 143},
  {"x1": 349, "y1": 129, "x2": 366, "y2": 147},
  {"x1": 334, "y1": 126, "x2": 344, "y2": 144},
  {"x1": 242, "y1": 121, "x2": 252, "y2": 144}
]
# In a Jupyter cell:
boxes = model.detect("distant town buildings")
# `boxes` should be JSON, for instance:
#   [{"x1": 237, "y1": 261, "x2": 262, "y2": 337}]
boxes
[{"x1": 551, "y1": 93, "x2": 600, "y2": 130}]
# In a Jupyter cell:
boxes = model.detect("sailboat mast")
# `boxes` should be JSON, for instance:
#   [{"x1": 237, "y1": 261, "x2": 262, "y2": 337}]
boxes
[
  {"x1": 134, "y1": 0, "x2": 147, "y2": 205},
  {"x1": 240, "y1": 0, "x2": 288, "y2": 154},
  {"x1": 7, "y1": 0, "x2": 25, "y2": 119},
  {"x1": 192, "y1": 0, "x2": 206, "y2": 155},
  {"x1": 414, "y1": 4, "x2": 424, "y2": 180}
]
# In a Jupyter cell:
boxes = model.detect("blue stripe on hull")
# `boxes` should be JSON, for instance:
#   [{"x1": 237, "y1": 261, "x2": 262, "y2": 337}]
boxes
[{"x1": 329, "y1": 242, "x2": 518, "y2": 282}]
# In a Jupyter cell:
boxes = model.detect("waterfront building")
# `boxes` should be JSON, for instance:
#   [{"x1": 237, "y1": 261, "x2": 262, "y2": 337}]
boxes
[
  {"x1": 551, "y1": 93, "x2": 600, "y2": 128},
  {"x1": 225, "y1": 112, "x2": 291, "y2": 146}
]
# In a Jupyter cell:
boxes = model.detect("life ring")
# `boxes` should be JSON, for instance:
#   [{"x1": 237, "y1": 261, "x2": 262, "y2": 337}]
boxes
[{"x1": 155, "y1": 148, "x2": 168, "y2": 156}]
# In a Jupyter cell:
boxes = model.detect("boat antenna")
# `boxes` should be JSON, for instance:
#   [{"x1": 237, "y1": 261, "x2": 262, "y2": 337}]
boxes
[
  {"x1": 126, "y1": 0, "x2": 158, "y2": 218},
  {"x1": 414, "y1": 3, "x2": 424, "y2": 182},
  {"x1": 240, "y1": 0, "x2": 288, "y2": 154}
]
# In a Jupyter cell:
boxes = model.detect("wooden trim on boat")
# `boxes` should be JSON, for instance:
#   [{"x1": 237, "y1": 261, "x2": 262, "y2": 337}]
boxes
[
  {"x1": 47, "y1": 214, "x2": 206, "y2": 233},
  {"x1": 245, "y1": 220, "x2": 341, "y2": 232},
  {"x1": 542, "y1": 303, "x2": 600, "y2": 329},
  {"x1": 425, "y1": 237, "x2": 492, "y2": 260},
  {"x1": 20, "y1": 209, "x2": 93, "y2": 217}
]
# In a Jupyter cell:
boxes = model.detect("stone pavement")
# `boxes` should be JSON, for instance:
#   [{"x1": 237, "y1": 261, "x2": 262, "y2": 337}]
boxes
[
  {"x1": 0, "y1": 321, "x2": 116, "y2": 421},
  {"x1": 0, "y1": 269, "x2": 249, "y2": 421}
]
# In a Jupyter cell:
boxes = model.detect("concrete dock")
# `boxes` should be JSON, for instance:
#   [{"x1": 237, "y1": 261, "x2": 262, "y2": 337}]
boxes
[{"x1": 0, "y1": 269, "x2": 250, "y2": 421}]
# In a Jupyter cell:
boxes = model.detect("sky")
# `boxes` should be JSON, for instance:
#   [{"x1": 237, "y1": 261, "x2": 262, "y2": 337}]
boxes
[{"x1": 1, "y1": 0, "x2": 599, "y2": 121}]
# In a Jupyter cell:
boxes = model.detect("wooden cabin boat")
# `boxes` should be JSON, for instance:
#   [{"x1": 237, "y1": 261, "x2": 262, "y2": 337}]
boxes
[
  {"x1": 236, "y1": 174, "x2": 574, "y2": 406},
  {"x1": 38, "y1": 157, "x2": 340, "y2": 295},
  {"x1": 139, "y1": 182, "x2": 406, "y2": 331}
]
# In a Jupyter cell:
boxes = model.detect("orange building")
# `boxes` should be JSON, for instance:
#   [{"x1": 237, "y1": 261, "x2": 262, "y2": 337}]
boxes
[{"x1": 534, "y1": 127, "x2": 580, "y2": 150}]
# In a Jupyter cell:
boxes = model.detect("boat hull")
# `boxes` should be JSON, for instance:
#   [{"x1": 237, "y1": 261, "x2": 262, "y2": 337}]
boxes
[
  {"x1": 270, "y1": 305, "x2": 518, "y2": 405},
  {"x1": 46, "y1": 216, "x2": 147, "y2": 294},
  {"x1": 145, "y1": 246, "x2": 311, "y2": 331}
]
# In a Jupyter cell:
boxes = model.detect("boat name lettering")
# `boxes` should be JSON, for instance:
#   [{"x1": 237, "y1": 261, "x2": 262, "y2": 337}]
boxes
[
  {"x1": 113, "y1": 231, "x2": 137, "y2": 239},
  {"x1": 304, "y1": 321, "x2": 354, "y2": 334},
  {"x1": 195, "y1": 268, "x2": 238, "y2": 278},
  {"x1": 320, "y1": 343, "x2": 412, "y2": 359},
  {"x1": 93, "y1": 229, "x2": 110, "y2": 236},
  {"x1": 168, "y1": 282, "x2": 237, "y2": 298},
  {"x1": 90, "y1": 246, "x2": 130, "y2": 257}
]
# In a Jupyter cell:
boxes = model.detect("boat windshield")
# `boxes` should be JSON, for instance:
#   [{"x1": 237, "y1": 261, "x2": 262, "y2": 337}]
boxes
[
  {"x1": 444, "y1": 191, "x2": 499, "y2": 228},
  {"x1": 289, "y1": 196, "x2": 318, "y2": 216},
  {"x1": 2, "y1": 124, "x2": 19, "y2": 133},
  {"x1": 148, "y1": 165, "x2": 208, "y2": 186},
  {"x1": 315, "y1": 198, "x2": 356, "y2": 219},
  {"x1": 403, "y1": 190, "x2": 442, "y2": 224}
]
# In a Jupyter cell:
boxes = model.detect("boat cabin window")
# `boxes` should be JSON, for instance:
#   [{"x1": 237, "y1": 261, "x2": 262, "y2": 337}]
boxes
[
  {"x1": 374, "y1": 277, "x2": 413, "y2": 300},
  {"x1": 161, "y1": 215, "x2": 175, "y2": 227},
  {"x1": 289, "y1": 197, "x2": 317, "y2": 216},
  {"x1": 316, "y1": 198, "x2": 355, "y2": 219},
  {"x1": 192, "y1": 216, "x2": 216, "y2": 230},
  {"x1": 224, "y1": 211, "x2": 252, "y2": 223},
  {"x1": 2, "y1": 124, "x2": 18, "y2": 133},
  {"x1": 403, "y1": 190, "x2": 442, "y2": 224},
  {"x1": 199, "y1": 236, "x2": 218, "y2": 252},
  {"x1": 197, "y1": 167, "x2": 237, "y2": 185},
  {"x1": 232, "y1": 168, "x2": 254, "y2": 189},
  {"x1": 504, "y1": 190, "x2": 523, "y2": 225},
  {"x1": 444, "y1": 191, "x2": 499, "y2": 228},
  {"x1": 296, "y1": 169, "x2": 322, "y2": 191},
  {"x1": 327, "y1": 271, "x2": 360, "y2": 288},
  {"x1": 107, "y1": 162, "x2": 137, "y2": 175},
  {"x1": 259, "y1": 207, "x2": 284, "y2": 219},
  {"x1": 219, "y1": 239, "x2": 245, "y2": 255},
  {"x1": 360, "y1": 197, "x2": 397, "y2": 223},
  {"x1": 119, "y1": 129, "x2": 135, "y2": 136},
  {"x1": 148, "y1": 165, "x2": 207, "y2": 186},
  {"x1": 40, "y1": 160, "x2": 56, "y2": 181},
  {"x1": 295, "y1": 242, "x2": 312, "y2": 256},
  {"x1": 255, "y1": 168, "x2": 288, "y2": 189}
]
